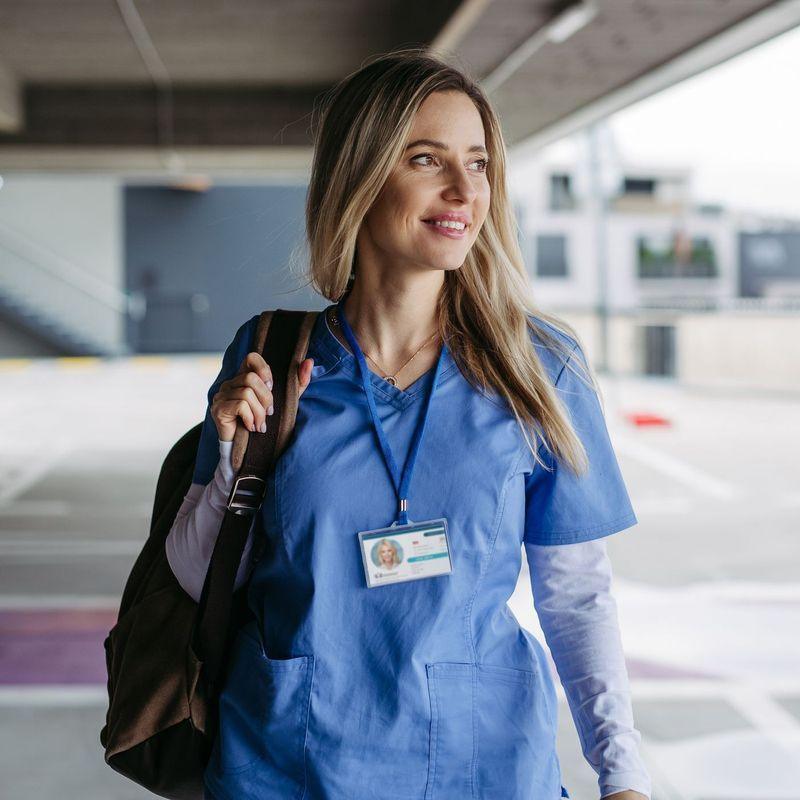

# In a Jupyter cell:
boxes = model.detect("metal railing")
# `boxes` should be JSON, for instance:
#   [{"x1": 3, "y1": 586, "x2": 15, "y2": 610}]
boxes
[
  {"x1": 639, "y1": 296, "x2": 800, "y2": 313},
  {"x1": 0, "y1": 218, "x2": 133, "y2": 355}
]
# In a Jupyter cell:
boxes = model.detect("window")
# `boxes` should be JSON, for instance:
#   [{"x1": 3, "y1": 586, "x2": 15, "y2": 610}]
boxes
[
  {"x1": 637, "y1": 233, "x2": 717, "y2": 278},
  {"x1": 623, "y1": 177, "x2": 656, "y2": 195},
  {"x1": 536, "y1": 234, "x2": 568, "y2": 277},
  {"x1": 641, "y1": 324, "x2": 676, "y2": 376},
  {"x1": 549, "y1": 174, "x2": 575, "y2": 211}
]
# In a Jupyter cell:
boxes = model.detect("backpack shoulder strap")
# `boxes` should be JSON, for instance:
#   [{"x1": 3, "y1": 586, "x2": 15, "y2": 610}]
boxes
[
  {"x1": 230, "y1": 309, "x2": 318, "y2": 474},
  {"x1": 194, "y1": 308, "x2": 318, "y2": 692}
]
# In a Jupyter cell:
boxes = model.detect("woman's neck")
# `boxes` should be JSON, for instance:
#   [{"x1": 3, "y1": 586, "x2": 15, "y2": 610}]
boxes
[{"x1": 338, "y1": 279, "x2": 442, "y2": 364}]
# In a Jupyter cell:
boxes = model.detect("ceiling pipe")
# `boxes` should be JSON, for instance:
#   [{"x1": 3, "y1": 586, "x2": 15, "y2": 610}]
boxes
[{"x1": 481, "y1": 0, "x2": 598, "y2": 93}]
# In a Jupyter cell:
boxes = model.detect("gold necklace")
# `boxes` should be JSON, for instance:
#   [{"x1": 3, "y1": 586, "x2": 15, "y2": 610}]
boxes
[{"x1": 329, "y1": 308, "x2": 439, "y2": 386}]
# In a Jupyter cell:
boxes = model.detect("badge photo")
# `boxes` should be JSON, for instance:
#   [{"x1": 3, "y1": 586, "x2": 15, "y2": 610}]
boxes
[{"x1": 357, "y1": 518, "x2": 453, "y2": 588}]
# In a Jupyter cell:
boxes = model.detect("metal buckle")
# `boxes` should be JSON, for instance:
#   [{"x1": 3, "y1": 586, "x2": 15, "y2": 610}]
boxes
[{"x1": 226, "y1": 474, "x2": 267, "y2": 515}]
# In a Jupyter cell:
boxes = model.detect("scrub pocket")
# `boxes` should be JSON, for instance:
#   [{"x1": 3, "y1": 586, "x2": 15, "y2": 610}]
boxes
[
  {"x1": 424, "y1": 661, "x2": 558, "y2": 800},
  {"x1": 213, "y1": 626, "x2": 314, "y2": 799}
]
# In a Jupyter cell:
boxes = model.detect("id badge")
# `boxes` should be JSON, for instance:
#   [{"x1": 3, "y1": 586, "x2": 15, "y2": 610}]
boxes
[{"x1": 357, "y1": 518, "x2": 453, "y2": 589}]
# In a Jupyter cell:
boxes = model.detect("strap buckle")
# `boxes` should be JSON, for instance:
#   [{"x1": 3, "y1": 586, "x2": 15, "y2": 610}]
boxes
[{"x1": 226, "y1": 474, "x2": 267, "y2": 516}]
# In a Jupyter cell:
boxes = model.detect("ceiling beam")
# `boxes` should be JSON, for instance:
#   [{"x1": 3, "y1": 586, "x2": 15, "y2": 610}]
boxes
[
  {"x1": 510, "y1": 0, "x2": 800, "y2": 159},
  {"x1": 428, "y1": 0, "x2": 494, "y2": 57},
  {"x1": 0, "y1": 84, "x2": 325, "y2": 147},
  {"x1": 0, "y1": 145, "x2": 313, "y2": 177}
]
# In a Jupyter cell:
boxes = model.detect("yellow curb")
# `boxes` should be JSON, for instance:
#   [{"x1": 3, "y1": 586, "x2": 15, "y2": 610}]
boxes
[
  {"x1": 0, "y1": 359, "x2": 33, "y2": 371},
  {"x1": 55, "y1": 357, "x2": 103, "y2": 369},
  {"x1": 130, "y1": 356, "x2": 170, "y2": 367}
]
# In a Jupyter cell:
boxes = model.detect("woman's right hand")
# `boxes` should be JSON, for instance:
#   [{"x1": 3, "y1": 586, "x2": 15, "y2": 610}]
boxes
[{"x1": 211, "y1": 351, "x2": 315, "y2": 442}]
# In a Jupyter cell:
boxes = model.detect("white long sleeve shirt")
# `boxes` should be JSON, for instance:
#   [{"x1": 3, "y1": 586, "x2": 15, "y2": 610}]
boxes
[
  {"x1": 165, "y1": 440, "x2": 651, "y2": 799},
  {"x1": 164, "y1": 440, "x2": 257, "y2": 603}
]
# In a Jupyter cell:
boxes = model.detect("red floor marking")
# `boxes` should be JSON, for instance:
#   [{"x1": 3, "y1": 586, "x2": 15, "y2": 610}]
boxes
[
  {"x1": 625, "y1": 412, "x2": 671, "y2": 426},
  {"x1": 0, "y1": 609, "x2": 118, "y2": 685},
  {"x1": 625, "y1": 656, "x2": 722, "y2": 680}
]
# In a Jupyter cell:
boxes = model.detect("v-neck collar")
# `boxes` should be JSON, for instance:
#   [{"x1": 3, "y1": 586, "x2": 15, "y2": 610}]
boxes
[{"x1": 307, "y1": 303, "x2": 457, "y2": 411}]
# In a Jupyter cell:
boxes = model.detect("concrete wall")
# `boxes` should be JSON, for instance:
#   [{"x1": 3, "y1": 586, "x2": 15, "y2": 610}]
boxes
[
  {"x1": 554, "y1": 309, "x2": 800, "y2": 394},
  {"x1": 0, "y1": 174, "x2": 122, "y2": 288},
  {"x1": 0, "y1": 174, "x2": 125, "y2": 351},
  {"x1": 677, "y1": 312, "x2": 800, "y2": 393}
]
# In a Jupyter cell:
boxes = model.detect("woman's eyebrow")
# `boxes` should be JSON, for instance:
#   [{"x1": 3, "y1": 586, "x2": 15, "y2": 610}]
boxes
[{"x1": 405, "y1": 138, "x2": 487, "y2": 155}]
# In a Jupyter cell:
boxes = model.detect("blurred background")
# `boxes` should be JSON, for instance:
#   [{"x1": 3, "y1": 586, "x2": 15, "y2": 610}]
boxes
[{"x1": 1, "y1": 1, "x2": 799, "y2": 798}]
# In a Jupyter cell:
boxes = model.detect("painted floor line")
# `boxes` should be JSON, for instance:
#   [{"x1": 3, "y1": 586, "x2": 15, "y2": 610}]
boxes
[
  {"x1": 0, "y1": 539, "x2": 144, "y2": 556},
  {"x1": 613, "y1": 575, "x2": 800, "y2": 601},
  {"x1": 0, "y1": 500, "x2": 71, "y2": 515},
  {"x1": 0, "y1": 439, "x2": 73, "y2": 506},
  {"x1": 614, "y1": 436, "x2": 737, "y2": 500},
  {"x1": 725, "y1": 687, "x2": 800, "y2": 754},
  {"x1": 0, "y1": 595, "x2": 120, "y2": 610},
  {"x1": 0, "y1": 686, "x2": 108, "y2": 706},
  {"x1": 0, "y1": 501, "x2": 152, "y2": 516},
  {"x1": 626, "y1": 677, "x2": 800, "y2": 696}
]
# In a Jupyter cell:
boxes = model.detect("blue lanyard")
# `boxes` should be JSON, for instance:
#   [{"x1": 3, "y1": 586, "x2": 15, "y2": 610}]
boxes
[{"x1": 336, "y1": 300, "x2": 448, "y2": 526}]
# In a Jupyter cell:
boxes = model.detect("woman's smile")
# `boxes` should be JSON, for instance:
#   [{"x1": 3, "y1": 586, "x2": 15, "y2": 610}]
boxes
[{"x1": 422, "y1": 219, "x2": 469, "y2": 239}]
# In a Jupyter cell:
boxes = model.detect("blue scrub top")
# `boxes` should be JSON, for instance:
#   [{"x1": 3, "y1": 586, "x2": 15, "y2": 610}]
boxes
[{"x1": 197, "y1": 304, "x2": 637, "y2": 800}]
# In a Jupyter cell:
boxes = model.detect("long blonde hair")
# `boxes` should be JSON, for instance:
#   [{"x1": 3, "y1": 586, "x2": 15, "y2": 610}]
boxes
[{"x1": 304, "y1": 47, "x2": 596, "y2": 475}]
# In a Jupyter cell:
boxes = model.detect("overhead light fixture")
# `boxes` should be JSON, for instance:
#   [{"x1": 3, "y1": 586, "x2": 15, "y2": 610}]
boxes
[
  {"x1": 167, "y1": 175, "x2": 213, "y2": 192},
  {"x1": 547, "y1": 0, "x2": 597, "y2": 43},
  {"x1": 482, "y1": 0, "x2": 598, "y2": 92}
]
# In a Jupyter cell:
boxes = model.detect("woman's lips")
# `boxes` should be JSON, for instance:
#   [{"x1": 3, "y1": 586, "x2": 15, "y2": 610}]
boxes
[{"x1": 422, "y1": 220, "x2": 468, "y2": 239}]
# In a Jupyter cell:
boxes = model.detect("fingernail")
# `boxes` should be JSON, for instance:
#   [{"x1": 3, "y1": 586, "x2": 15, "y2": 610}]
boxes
[
  {"x1": 267, "y1": 404, "x2": 274, "y2": 416},
  {"x1": 267, "y1": 379, "x2": 272, "y2": 389},
  {"x1": 259, "y1": 421, "x2": 267, "y2": 433}
]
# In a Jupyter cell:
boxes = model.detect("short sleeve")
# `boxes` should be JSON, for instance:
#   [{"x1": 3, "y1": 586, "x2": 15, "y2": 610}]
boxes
[
  {"x1": 191, "y1": 314, "x2": 260, "y2": 486},
  {"x1": 523, "y1": 342, "x2": 637, "y2": 546}
]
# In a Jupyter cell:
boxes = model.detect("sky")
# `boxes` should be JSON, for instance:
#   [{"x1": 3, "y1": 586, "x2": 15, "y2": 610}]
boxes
[{"x1": 536, "y1": 22, "x2": 800, "y2": 220}]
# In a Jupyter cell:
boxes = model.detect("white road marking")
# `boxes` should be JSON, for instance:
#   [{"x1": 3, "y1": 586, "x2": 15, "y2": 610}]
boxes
[
  {"x1": 0, "y1": 686, "x2": 108, "y2": 706},
  {"x1": 614, "y1": 437, "x2": 737, "y2": 500},
  {"x1": 0, "y1": 438, "x2": 73, "y2": 506},
  {"x1": 0, "y1": 500, "x2": 71, "y2": 515},
  {"x1": 0, "y1": 539, "x2": 144, "y2": 557},
  {"x1": 0, "y1": 500, "x2": 153, "y2": 516},
  {"x1": 726, "y1": 687, "x2": 800, "y2": 752},
  {"x1": 0, "y1": 594, "x2": 120, "y2": 609},
  {"x1": 629, "y1": 495, "x2": 695, "y2": 514}
]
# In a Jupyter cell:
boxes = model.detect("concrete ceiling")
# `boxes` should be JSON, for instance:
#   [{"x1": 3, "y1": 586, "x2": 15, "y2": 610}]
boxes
[{"x1": 0, "y1": 0, "x2": 797, "y2": 174}]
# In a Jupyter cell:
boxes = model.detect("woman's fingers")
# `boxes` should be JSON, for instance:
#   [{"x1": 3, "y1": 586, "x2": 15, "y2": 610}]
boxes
[
  {"x1": 218, "y1": 385, "x2": 269, "y2": 431},
  {"x1": 213, "y1": 353, "x2": 314, "y2": 438},
  {"x1": 241, "y1": 351, "x2": 273, "y2": 390},
  {"x1": 239, "y1": 370, "x2": 271, "y2": 409},
  {"x1": 233, "y1": 399, "x2": 256, "y2": 433},
  {"x1": 299, "y1": 357, "x2": 315, "y2": 396}
]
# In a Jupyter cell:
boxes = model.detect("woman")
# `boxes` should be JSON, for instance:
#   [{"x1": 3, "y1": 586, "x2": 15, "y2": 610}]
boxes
[
  {"x1": 376, "y1": 538, "x2": 402, "y2": 570},
  {"x1": 166, "y1": 48, "x2": 651, "y2": 800}
]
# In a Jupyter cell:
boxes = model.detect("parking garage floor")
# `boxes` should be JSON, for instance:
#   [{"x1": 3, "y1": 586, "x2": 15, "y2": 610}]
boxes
[{"x1": 1, "y1": 353, "x2": 798, "y2": 799}]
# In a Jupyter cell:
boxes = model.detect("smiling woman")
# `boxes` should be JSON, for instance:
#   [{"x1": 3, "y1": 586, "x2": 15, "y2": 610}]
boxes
[
  {"x1": 165, "y1": 46, "x2": 651, "y2": 800},
  {"x1": 355, "y1": 89, "x2": 492, "y2": 280}
]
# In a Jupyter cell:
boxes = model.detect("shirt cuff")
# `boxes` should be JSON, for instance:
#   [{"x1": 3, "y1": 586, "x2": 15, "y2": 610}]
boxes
[
  {"x1": 600, "y1": 770, "x2": 652, "y2": 798},
  {"x1": 215, "y1": 439, "x2": 236, "y2": 495}
]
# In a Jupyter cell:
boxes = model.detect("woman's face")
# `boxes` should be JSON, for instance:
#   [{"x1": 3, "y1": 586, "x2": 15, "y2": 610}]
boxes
[
  {"x1": 378, "y1": 543, "x2": 394, "y2": 566},
  {"x1": 357, "y1": 90, "x2": 491, "y2": 275}
]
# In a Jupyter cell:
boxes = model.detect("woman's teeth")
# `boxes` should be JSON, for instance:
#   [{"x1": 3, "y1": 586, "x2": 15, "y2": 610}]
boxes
[{"x1": 426, "y1": 220, "x2": 466, "y2": 230}]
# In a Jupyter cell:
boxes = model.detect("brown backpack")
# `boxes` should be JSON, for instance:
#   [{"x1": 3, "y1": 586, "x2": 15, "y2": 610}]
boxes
[{"x1": 100, "y1": 309, "x2": 318, "y2": 799}]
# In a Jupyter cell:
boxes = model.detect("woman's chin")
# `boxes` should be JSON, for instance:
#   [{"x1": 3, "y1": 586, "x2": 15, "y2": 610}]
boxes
[{"x1": 420, "y1": 254, "x2": 467, "y2": 272}]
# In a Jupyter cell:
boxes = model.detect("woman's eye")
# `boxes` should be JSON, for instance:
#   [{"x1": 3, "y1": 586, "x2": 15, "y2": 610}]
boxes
[
  {"x1": 411, "y1": 153, "x2": 489, "y2": 172},
  {"x1": 411, "y1": 153, "x2": 438, "y2": 167}
]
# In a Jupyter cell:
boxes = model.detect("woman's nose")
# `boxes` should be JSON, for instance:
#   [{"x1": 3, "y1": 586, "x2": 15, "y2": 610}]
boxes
[{"x1": 443, "y1": 166, "x2": 478, "y2": 203}]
